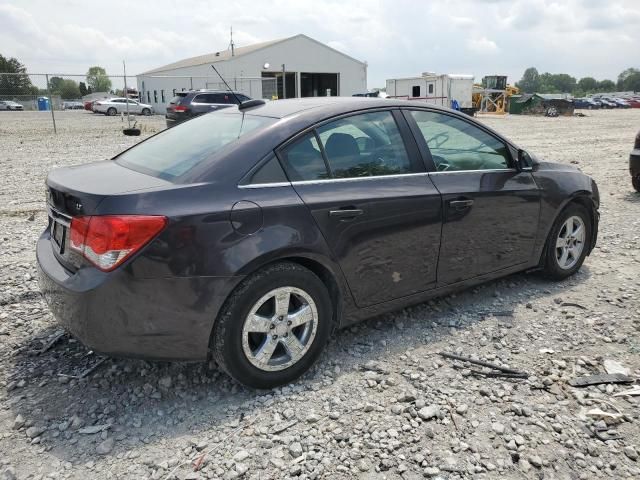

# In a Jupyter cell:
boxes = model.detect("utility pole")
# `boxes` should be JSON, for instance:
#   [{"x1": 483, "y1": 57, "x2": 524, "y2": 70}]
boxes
[
  {"x1": 229, "y1": 26, "x2": 235, "y2": 57},
  {"x1": 282, "y1": 64, "x2": 286, "y2": 99},
  {"x1": 45, "y1": 73, "x2": 57, "y2": 134},
  {"x1": 123, "y1": 60, "x2": 131, "y2": 127}
]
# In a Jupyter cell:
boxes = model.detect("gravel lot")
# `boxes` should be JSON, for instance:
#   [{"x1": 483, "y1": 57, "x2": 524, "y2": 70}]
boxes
[{"x1": 1, "y1": 109, "x2": 639, "y2": 480}]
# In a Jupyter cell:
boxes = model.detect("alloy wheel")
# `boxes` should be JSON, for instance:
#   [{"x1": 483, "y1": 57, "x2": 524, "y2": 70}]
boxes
[
  {"x1": 555, "y1": 215, "x2": 585, "y2": 270},
  {"x1": 242, "y1": 287, "x2": 318, "y2": 372}
]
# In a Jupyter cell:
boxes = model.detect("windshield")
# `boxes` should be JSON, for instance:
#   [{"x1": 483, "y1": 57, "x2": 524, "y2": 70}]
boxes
[{"x1": 116, "y1": 112, "x2": 275, "y2": 180}]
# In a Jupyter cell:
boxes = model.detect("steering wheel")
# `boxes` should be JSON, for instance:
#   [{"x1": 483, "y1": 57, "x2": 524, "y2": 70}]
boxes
[{"x1": 428, "y1": 132, "x2": 449, "y2": 149}]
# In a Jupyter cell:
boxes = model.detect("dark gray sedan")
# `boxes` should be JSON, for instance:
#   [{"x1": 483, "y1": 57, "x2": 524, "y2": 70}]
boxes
[{"x1": 38, "y1": 98, "x2": 599, "y2": 388}]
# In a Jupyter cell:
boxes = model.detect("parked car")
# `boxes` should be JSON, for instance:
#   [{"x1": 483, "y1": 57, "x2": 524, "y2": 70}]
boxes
[
  {"x1": 626, "y1": 98, "x2": 640, "y2": 108},
  {"x1": 595, "y1": 98, "x2": 617, "y2": 109},
  {"x1": 38, "y1": 98, "x2": 600, "y2": 388},
  {"x1": 631, "y1": 130, "x2": 640, "y2": 192},
  {"x1": 573, "y1": 98, "x2": 600, "y2": 109},
  {"x1": 0, "y1": 100, "x2": 24, "y2": 111},
  {"x1": 611, "y1": 98, "x2": 631, "y2": 108},
  {"x1": 93, "y1": 98, "x2": 153, "y2": 116},
  {"x1": 165, "y1": 89, "x2": 251, "y2": 127},
  {"x1": 63, "y1": 101, "x2": 84, "y2": 110}
]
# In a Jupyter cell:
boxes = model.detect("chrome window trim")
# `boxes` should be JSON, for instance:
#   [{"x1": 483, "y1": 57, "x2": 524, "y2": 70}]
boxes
[
  {"x1": 237, "y1": 169, "x2": 519, "y2": 188},
  {"x1": 290, "y1": 172, "x2": 430, "y2": 186},
  {"x1": 238, "y1": 182, "x2": 291, "y2": 189},
  {"x1": 428, "y1": 168, "x2": 518, "y2": 175}
]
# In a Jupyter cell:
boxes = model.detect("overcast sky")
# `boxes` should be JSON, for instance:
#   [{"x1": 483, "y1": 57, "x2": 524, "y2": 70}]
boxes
[{"x1": 1, "y1": 0, "x2": 637, "y2": 88}]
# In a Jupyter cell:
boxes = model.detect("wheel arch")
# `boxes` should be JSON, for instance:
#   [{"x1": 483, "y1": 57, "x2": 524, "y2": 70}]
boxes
[
  {"x1": 539, "y1": 191, "x2": 598, "y2": 266},
  {"x1": 208, "y1": 251, "x2": 349, "y2": 351}
]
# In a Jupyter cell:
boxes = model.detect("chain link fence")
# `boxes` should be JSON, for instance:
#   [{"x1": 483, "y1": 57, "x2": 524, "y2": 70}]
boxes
[{"x1": 0, "y1": 72, "x2": 278, "y2": 134}]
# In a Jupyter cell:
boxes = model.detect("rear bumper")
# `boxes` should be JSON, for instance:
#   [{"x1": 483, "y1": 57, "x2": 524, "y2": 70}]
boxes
[
  {"x1": 37, "y1": 231, "x2": 241, "y2": 361},
  {"x1": 630, "y1": 149, "x2": 640, "y2": 177},
  {"x1": 165, "y1": 115, "x2": 187, "y2": 127}
]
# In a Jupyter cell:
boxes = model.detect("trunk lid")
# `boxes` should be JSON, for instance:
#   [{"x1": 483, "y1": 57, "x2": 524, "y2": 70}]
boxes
[{"x1": 46, "y1": 160, "x2": 172, "y2": 271}]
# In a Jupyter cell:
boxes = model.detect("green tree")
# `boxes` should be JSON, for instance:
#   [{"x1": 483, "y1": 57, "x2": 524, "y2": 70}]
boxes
[
  {"x1": 538, "y1": 73, "x2": 558, "y2": 93},
  {"x1": 577, "y1": 77, "x2": 598, "y2": 93},
  {"x1": 621, "y1": 72, "x2": 640, "y2": 92},
  {"x1": 48, "y1": 76, "x2": 65, "y2": 93},
  {"x1": 516, "y1": 67, "x2": 540, "y2": 93},
  {"x1": 617, "y1": 68, "x2": 640, "y2": 89},
  {"x1": 86, "y1": 66, "x2": 112, "y2": 92},
  {"x1": 597, "y1": 79, "x2": 616, "y2": 92},
  {"x1": 550, "y1": 73, "x2": 576, "y2": 93},
  {"x1": 58, "y1": 79, "x2": 80, "y2": 99},
  {"x1": 78, "y1": 81, "x2": 88, "y2": 96},
  {"x1": 0, "y1": 54, "x2": 37, "y2": 95}
]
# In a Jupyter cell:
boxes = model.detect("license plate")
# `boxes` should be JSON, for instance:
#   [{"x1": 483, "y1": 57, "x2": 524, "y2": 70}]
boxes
[{"x1": 52, "y1": 220, "x2": 66, "y2": 253}]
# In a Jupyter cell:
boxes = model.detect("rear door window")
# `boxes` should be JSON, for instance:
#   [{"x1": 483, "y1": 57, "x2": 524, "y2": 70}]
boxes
[
  {"x1": 212, "y1": 93, "x2": 233, "y2": 104},
  {"x1": 115, "y1": 113, "x2": 275, "y2": 180},
  {"x1": 316, "y1": 111, "x2": 412, "y2": 178},
  {"x1": 192, "y1": 94, "x2": 215, "y2": 104},
  {"x1": 280, "y1": 133, "x2": 329, "y2": 181}
]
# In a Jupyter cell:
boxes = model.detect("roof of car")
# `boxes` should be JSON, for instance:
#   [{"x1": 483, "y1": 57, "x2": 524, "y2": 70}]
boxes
[{"x1": 240, "y1": 97, "x2": 452, "y2": 119}]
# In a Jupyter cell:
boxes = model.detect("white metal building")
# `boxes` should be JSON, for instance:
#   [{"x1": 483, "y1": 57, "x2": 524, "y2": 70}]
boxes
[
  {"x1": 386, "y1": 73, "x2": 475, "y2": 112},
  {"x1": 136, "y1": 34, "x2": 367, "y2": 114}
]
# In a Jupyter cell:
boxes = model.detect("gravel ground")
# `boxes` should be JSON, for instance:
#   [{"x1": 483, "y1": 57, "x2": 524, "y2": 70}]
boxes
[{"x1": 0, "y1": 109, "x2": 639, "y2": 480}]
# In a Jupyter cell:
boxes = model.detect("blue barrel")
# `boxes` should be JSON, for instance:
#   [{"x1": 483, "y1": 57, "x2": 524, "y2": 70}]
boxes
[{"x1": 37, "y1": 97, "x2": 50, "y2": 111}]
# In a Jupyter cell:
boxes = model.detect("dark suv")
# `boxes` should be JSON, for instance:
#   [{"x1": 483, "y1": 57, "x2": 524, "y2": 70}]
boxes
[{"x1": 165, "y1": 89, "x2": 251, "y2": 127}]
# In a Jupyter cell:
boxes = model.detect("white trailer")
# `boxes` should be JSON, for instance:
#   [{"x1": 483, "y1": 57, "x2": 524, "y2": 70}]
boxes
[{"x1": 385, "y1": 73, "x2": 476, "y2": 115}]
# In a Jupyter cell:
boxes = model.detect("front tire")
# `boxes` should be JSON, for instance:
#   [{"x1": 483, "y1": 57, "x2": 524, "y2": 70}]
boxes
[
  {"x1": 212, "y1": 262, "x2": 332, "y2": 389},
  {"x1": 107, "y1": 107, "x2": 117, "y2": 116},
  {"x1": 541, "y1": 204, "x2": 591, "y2": 280},
  {"x1": 633, "y1": 175, "x2": 640, "y2": 192},
  {"x1": 142, "y1": 108, "x2": 151, "y2": 116}
]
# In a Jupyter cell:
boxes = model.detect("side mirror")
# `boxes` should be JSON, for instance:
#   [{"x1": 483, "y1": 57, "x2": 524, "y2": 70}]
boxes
[{"x1": 516, "y1": 149, "x2": 533, "y2": 172}]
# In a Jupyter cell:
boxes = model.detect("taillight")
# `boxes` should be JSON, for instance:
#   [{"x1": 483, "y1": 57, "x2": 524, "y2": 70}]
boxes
[
  {"x1": 173, "y1": 105, "x2": 188, "y2": 112},
  {"x1": 69, "y1": 215, "x2": 167, "y2": 271}
]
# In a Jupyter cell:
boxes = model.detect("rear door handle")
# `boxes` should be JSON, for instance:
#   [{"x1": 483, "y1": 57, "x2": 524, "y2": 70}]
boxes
[
  {"x1": 449, "y1": 199, "x2": 474, "y2": 210},
  {"x1": 329, "y1": 208, "x2": 364, "y2": 218}
]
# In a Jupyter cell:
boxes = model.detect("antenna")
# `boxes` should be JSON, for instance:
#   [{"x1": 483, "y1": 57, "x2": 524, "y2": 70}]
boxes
[
  {"x1": 229, "y1": 26, "x2": 235, "y2": 57},
  {"x1": 210, "y1": 64, "x2": 242, "y2": 105}
]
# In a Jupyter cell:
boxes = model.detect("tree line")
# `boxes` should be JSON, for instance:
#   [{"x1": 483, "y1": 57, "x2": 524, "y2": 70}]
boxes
[
  {"x1": 0, "y1": 54, "x2": 113, "y2": 99},
  {"x1": 516, "y1": 67, "x2": 640, "y2": 96}
]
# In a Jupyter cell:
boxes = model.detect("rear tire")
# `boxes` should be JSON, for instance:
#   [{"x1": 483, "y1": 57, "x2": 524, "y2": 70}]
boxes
[
  {"x1": 212, "y1": 262, "x2": 332, "y2": 389},
  {"x1": 107, "y1": 107, "x2": 117, "y2": 116},
  {"x1": 142, "y1": 108, "x2": 151, "y2": 116},
  {"x1": 633, "y1": 175, "x2": 640, "y2": 192},
  {"x1": 541, "y1": 204, "x2": 591, "y2": 280}
]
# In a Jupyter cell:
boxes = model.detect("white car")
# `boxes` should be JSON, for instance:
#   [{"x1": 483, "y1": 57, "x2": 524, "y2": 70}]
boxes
[
  {"x1": 93, "y1": 98, "x2": 153, "y2": 116},
  {"x1": 0, "y1": 100, "x2": 24, "y2": 111}
]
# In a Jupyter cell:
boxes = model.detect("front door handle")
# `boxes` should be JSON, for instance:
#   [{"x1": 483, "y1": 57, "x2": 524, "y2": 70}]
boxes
[
  {"x1": 329, "y1": 208, "x2": 364, "y2": 219},
  {"x1": 449, "y1": 199, "x2": 474, "y2": 210}
]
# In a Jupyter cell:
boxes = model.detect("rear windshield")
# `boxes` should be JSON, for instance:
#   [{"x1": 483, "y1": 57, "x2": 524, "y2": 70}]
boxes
[
  {"x1": 115, "y1": 112, "x2": 275, "y2": 180},
  {"x1": 169, "y1": 93, "x2": 188, "y2": 104}
]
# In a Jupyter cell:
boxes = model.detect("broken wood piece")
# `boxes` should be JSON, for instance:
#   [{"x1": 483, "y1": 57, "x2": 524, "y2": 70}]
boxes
[
  {"x1": 36, "y1": 330, "x2": 66, "y2": 355},
  {"x1": 568, "y1": 373, "x2": 633, "y2": 388},
  {"x1": 613, "y1": 386, "x2": 640, "y2": 397},
  {"x1": 58, "y1": 356, "x2": 109, "y2": 380},
  {"x1": 585, "y1": 408, "x2": 624, "y2": 425},
  {"x1": 271, "y1": 419, "x2": 298, "y2": 434},
  {"x1": 593, "y1": 429, "x2": 622, "y2": 442},
  {"x1": 439, "y1": 352, "x2": 527, "y2": 376},
  {"x1": 561, "y1": 302, "x2": 587, "y2": 310},
  {"x1": 468, "y1": 369, "x2": 529, "y2": 379}
]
